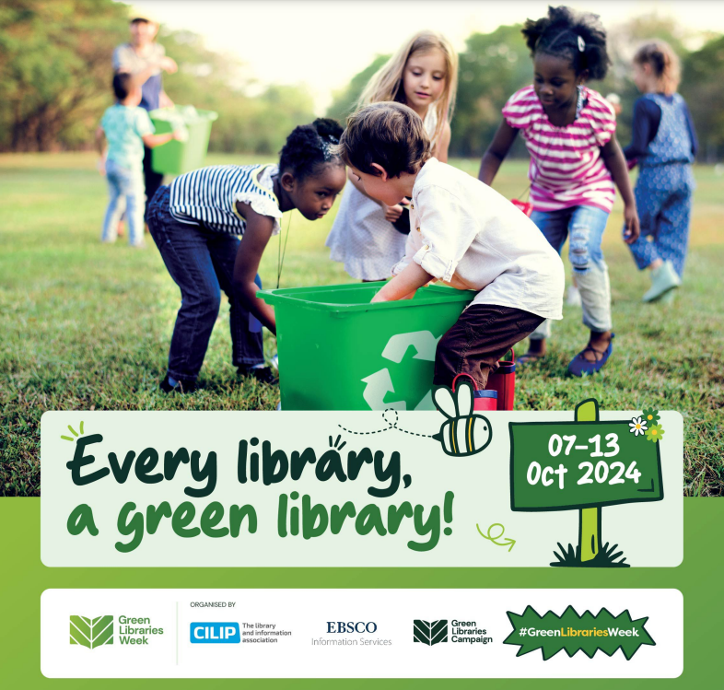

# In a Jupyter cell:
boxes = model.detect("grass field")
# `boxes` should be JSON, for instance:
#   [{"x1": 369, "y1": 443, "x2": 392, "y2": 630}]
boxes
[{"x1": 1, "y1": 152, "x2": 722, "y2": 497}]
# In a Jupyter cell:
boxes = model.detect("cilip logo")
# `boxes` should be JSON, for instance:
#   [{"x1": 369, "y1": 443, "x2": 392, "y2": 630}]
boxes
[
  {"x1": 413, "y1": 619, "x2": 448, "y2": 646},
  {"x1": 190, "y1": 622, "x2": 240, "y2": 644},
  {"x1": 70, "y1": 615, "x2": 114, "y2": 649}
]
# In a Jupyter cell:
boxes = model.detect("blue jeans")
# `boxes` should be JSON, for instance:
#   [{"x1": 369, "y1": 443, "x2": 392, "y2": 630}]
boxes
[
  {"x1": 147, "y1": 186, "x2": 264, "y2": 381},
  {"x1": 101, "y1": 158, "x2": 145, "y2": 246},
  {"x1": 529, "y1": 205, "x2": 612, "y2": 339}
]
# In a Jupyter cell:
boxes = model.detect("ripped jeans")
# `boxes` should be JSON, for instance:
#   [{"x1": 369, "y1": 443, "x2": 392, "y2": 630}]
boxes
[{"x1": 529, "y1": 205, "x2": 612, "y2": 339}]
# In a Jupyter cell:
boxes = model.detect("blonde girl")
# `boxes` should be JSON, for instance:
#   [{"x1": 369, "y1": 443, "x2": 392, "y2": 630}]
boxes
[
  {"x1": 623, "y1": 41, "x2": 697, "y2": 303},
  {"x1": 326, "y1": 30, "x2": 458, "y2": 281}
]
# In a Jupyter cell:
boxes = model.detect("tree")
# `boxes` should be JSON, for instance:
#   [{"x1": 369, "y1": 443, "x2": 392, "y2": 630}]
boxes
[
  {"x1": 0, "y1": 2, "x2": 318, "y2": 155},
  {"x1": 0, "y1": 0, "x2": 127, "y2": 151},
  {"x1": 682, "y1": 35, "x2": 724, "y2": 161},
  {"x1": 451, "y1": 24, "x2": 531, "y2": 157}
]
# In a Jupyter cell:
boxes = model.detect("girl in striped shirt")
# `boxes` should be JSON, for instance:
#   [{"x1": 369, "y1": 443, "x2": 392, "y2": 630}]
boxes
[
  {"x1": 479, "y1": 6, "x2": 640, "y2": 376},
  {"x1": 147, "y1": 119, "x2": 347, "y2": 393}
]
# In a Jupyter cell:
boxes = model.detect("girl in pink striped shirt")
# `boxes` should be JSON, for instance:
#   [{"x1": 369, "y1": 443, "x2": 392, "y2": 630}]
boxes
[{"x1": 479, "y1": 6, "x2": 640, "y2": 376}]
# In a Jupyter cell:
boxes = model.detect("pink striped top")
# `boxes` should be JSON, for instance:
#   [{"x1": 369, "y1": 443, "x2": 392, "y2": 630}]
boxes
[{"x1": 502, "y1": 85, "x2": 617, "y2": 213}]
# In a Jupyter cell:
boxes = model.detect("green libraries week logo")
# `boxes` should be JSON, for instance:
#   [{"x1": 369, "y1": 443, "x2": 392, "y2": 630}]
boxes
[
  {"x1": 69, "y1": 614, "x2": 165, "y2": 649},
  {"x1": 69, "y1": 615, "x2": 114, "y2": 649}
]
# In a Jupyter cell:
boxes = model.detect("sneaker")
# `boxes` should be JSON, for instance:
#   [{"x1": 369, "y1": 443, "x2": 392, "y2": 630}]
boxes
[
  {"x1": 566, "y1": 285, "x2": 582, "y2": 307},
  {"x1": 567, "y1": 334, "x2": 615, "y2": 377},
  {"x1": 159, "y1": 374, "x2": 196, "y2": 394},
  {"x1": 643, "y1": 261, "x2": 680, "y2": 302},
  {"x1": 238, "y1": 365, "x2": 279, "y2": 385}
]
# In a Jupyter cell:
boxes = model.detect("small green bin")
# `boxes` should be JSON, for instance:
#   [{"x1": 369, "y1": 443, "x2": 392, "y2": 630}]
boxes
[
  {"x1": 259, "y1": 282, "x2": 475, "y2": 411},
  {"x1": 149, "y1": 107, "x2": 218, "y2": 176}
]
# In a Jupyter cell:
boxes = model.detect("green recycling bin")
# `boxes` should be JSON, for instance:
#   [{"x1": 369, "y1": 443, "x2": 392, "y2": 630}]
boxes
[
  {"x1": 259, "y1": 282, "x2": 475, "y2": 411},
  {"x1": 149, "y1": 106, "x2": 218, "y2": 176}
]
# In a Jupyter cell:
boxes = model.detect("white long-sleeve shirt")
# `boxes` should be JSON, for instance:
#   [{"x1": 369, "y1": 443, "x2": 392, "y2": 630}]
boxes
[{"x1": 393, "y1": 158, "x2": 564, "y2": 320}]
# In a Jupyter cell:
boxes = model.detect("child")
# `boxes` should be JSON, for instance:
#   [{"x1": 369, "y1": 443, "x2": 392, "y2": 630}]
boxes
[
  {"x1": 96, "y1": 73, "x2": 179, "y2": 247},
  {"x1": 326, "y1": 30, "x2": 458, "y2": 282},
  {"x1": 478, "y1": 6, "x2": 640, "y2": 376},
  {"x1": 147, "y1": 119, "x2": 347, "y2": 393},
  {"x1": 113, "y1": 9, "x2": 178, "y2": 232},
  {"x1": 624, "y1": 40, "x2": 697, "y2": 303},
  {"x1": 338, "y1": 102, "x2": 565, "y2": 390}
]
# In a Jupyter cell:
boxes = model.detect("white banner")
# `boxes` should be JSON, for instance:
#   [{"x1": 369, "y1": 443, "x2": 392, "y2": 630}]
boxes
[
  {"x1": 41, "y1": 410, "x2": 683, "y2": 567},
  {"x1": 41, "y1": 588, "x2": 683, "y2": 679}
]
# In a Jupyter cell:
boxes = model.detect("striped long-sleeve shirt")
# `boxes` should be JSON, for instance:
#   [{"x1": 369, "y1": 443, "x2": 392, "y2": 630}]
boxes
[
  {"x1": 502, "y1": 85, "x2": 617, "y2": 213},
  {"x1": 168, "y1": 164, "x2": 282, "y2": 235}
]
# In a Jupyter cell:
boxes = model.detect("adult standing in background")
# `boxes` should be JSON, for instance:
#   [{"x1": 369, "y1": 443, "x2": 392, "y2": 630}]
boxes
[{"x1": 113, "y1": 9, "x2": 178, "y2": 218}]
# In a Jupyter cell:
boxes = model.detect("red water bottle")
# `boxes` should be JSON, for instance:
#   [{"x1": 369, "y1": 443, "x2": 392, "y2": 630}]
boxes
[
  {"x1": 486, "y1": 349, "x2": 516, "y2": 411},
  {"x1": 472, "y1": 389, "x2": 498, "y2": 411},
  {"x1": 451, "y1": 374, "x2": 498, "y2": 411}
]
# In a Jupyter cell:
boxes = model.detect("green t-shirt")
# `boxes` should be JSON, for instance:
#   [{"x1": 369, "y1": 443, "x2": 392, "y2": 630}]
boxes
[{"x1": 101, "y1": 104, "x2": 154, "y2": 169}]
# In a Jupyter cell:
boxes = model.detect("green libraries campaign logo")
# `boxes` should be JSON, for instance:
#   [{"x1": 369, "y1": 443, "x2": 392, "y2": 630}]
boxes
[
  {"x1": 413, "y1": 620, "x2": 448, "y2": 646},
  {"x1": 69, "y1": 615, "x2": 114, "y2": 649}
]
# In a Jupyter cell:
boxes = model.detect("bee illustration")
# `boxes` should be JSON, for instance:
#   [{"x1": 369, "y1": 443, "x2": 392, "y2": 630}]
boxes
[{"x1": 432, "y1": 377, "x2": 493, "y2": 457}]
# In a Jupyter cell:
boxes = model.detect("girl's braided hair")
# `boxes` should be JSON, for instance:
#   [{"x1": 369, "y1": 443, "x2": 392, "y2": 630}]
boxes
[
  {"x1": 522, "y1": 5, "x2": 611, "y2": 80},
  {"x1": 278, "y1": 118, "x2": 344, "y2": 182}
]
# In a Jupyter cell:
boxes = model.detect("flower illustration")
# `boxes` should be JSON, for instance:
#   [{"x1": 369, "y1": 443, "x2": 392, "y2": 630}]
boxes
[
  {"x1": 629, "y1": 417, "x2": 648, "y2": 436},
  {"x1": 641, "y1": 408, "x2": 660, "y2": 425},
  {"x1": 645, "y1": 424, "x2": 665, "y2": 443}
]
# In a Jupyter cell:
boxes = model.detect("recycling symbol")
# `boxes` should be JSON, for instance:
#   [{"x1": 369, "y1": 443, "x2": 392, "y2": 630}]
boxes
[{"x1": 360, "y1": 331, "x2": 440, "y2": 411}]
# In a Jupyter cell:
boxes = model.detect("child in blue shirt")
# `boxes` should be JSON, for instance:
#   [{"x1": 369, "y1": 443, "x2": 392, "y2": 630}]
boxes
[
  {"x1": 624, "y1": 41, "x2": 697, "y2": 303},
  {"x1": 95, "y1": 73, "x2": 179, "y2": 247}
]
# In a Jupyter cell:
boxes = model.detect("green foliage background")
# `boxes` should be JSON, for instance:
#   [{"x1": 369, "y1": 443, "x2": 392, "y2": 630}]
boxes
[{"x1": 1, "y1": 0, "x2": 723, "y2": 158}]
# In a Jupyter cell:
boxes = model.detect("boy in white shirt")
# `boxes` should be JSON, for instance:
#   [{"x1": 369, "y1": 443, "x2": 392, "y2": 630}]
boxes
[{"x1": 338, "y1": 102, "x2": 565, "y2": 388}]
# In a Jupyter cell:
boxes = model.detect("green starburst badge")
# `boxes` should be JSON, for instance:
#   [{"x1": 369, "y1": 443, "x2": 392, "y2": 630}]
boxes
[{"x1": 504, "y1": 606, "x2": 655, "y2": 660}]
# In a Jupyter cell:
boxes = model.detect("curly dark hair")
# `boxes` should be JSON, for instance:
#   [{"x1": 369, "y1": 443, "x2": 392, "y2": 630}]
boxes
[
  {"x1": 521, "y1": 5, "x2": 610, "y2": 80},
  {"x1": 278, "y1": 118, "x2": 344, "y2": 182}
]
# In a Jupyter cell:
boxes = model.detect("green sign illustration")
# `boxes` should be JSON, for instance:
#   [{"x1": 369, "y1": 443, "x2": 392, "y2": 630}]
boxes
[{"x1": 509, "y1": 399, "x2": 664, "y2": 567}]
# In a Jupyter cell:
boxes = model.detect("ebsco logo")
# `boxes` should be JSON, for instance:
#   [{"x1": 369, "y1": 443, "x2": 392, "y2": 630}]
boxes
[
  {"x1": 326, "y1": 622, "x2": 378, "y2": 634},
  {"x1": 190, "y1": 622, "x2": 241, "y2": 644}
]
